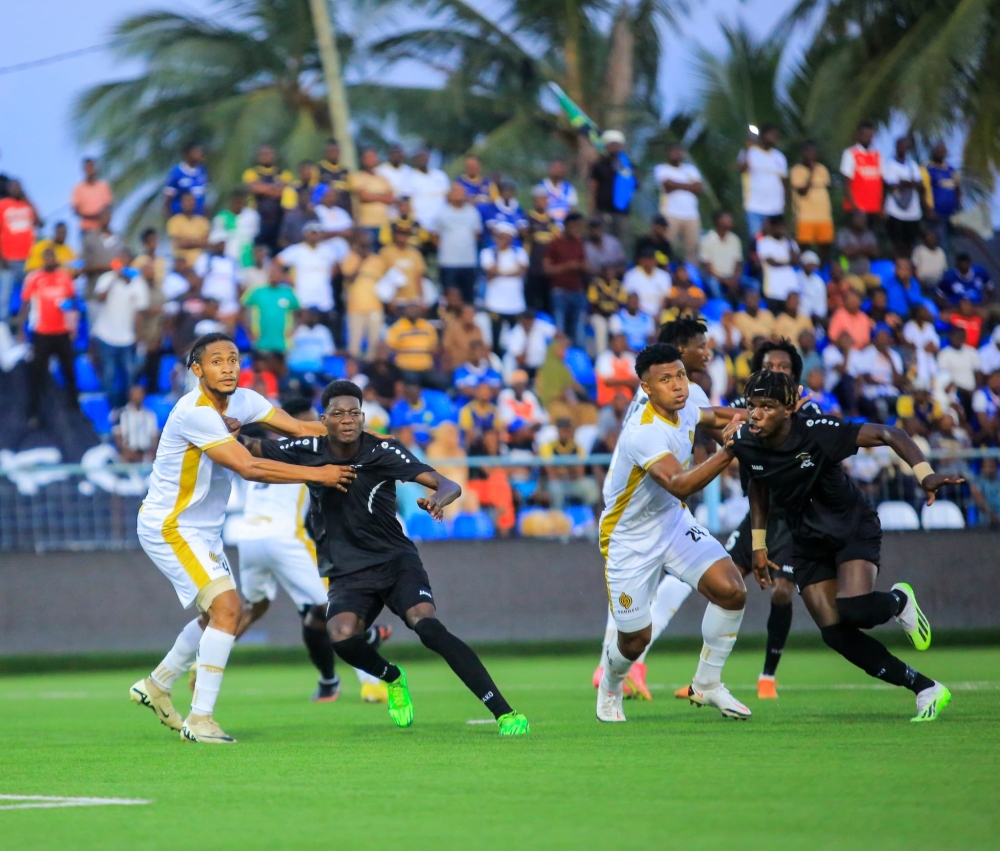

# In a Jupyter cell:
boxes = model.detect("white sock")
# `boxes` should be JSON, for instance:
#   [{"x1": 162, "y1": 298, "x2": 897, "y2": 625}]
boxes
[
  {"x1": 598, "y1": 611, "x2": 618, "y2": 666},
  {"x1": 637, "y1": 576, "x2": 693, "y2": 663},
  {"x1": 693, "y1": 603, "x2": 745, "y2": 692},
  {"x1": 151, "y1": 618, "x2": 203, "y2": 691},
  {"x1": 355, "y1": 668, "x2": 380, "y2": 685},
  {"x1": 191, "y1": 627, "x2": 235, "y2": 716},
  {"x1": 600, "y1": 638, "x2": 633, "y2": 693}
]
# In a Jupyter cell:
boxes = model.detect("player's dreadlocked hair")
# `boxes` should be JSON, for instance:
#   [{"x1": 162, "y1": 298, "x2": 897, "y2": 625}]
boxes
[
  {"x1": 634, "y1": 343, "x2": 683, "y2": 379},
  {"x1": 751, "y1": 338, "x2": 803, "y2": 382},
  {"x1": 658, "y1": 318, "x2": 707, "y2": 347},
  {"x1": 744, "y1": 369, "x2": 798, "y2": 409},
  {"x1": 187, "y1": 332, "x2": 236, "y2": 367},
  {"x1": 321, "y1": 380, "x2": 363, "y2": 408}
]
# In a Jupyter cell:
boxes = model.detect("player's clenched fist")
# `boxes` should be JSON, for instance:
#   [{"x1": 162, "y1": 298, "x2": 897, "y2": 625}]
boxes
[{"x1": 319, "y1": 465, "x2": 357, "y2": 492}]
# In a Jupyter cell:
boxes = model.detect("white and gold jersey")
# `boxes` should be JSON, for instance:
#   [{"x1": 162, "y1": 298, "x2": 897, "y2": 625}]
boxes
[
  {"x1": 240, "y1": 481, "x2": 311, "y2": 542},
  {"x1": 599, "y1": 395, "x2": 702, "y2": 558},
  {"x1": 139, "y1": 387, "x2": 275, "y2": 537}
]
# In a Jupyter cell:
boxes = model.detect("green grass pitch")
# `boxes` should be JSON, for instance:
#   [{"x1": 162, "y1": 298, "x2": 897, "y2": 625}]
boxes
[{"x1": 1, "y1": 646, "x2": 998, "y2": 850}]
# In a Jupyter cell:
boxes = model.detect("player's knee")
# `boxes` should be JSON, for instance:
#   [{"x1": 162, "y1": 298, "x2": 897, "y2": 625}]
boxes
[
  {"x1": 208, "y1": 591, "x2": 241, "y2": 631},
  {"x1": 328, "y1": 620, "x2": 362, "y2": 643},
  {"x1": 819, "y1": 623, "x2": 846, "y2": 654},
  {"x1": 771, "y1": 580, "x2": 794, "y2": 607},
  {"x1": 618, "y1": 632, "x2": 649, "y2": 661},
  {"x1": 716, "y1": 575, "x2": 746, "y2": 610}
]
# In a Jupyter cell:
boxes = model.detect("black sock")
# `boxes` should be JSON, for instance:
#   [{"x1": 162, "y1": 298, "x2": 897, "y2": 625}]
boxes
[
  {"x1": 836, "y1": 592, "x2": 901, "y2": 629},
  {"x1": 365, "y1": 625, "x2": 383, "y2": 651},
  {"x1": 820, "y1": 623, "x2": 935, "y2": 694},
  {"x1": 414, "y1": 618, "x2": 513, "y2": 718},
  {"x1": 762, "y1": 602, "x2": 793, "y2": 677},
  {"x1": 331, "y1": 634, "x2": 400, "y2": 682},
  {"x1": 302, "y1": 622, "x2": 336, "y2": 682}
]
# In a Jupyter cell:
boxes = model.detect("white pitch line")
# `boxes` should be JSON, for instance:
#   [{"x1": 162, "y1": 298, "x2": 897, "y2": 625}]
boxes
[{"x1": 0, "y1": 795, "x2": 150, "y2": 811}]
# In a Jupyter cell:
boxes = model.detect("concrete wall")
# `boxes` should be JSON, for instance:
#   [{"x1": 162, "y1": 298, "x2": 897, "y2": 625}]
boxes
[{"x1": 0, "y1": 532, "x2": 996, "y2": 655}]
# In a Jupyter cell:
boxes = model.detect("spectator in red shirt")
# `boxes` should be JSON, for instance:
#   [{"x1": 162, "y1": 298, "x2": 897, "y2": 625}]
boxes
[
  {"x1": 948, "y1": 297, "x2": 983, "y2": 348},
  {"x1": 17, "y1": 247, "x2": 79, "y2": 422},
  {"x1": 543, "y1": 211, "x2": 589, "y2": 348},
  {"x1": 0, "y1": 179, "x2": 41, "y2": 322}
]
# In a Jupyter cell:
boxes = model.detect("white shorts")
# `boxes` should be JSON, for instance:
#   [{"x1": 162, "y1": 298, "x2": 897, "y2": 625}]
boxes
[
  {"x1": 139, "y1": 523, "x2": 234, "y2": 610},
  {"x1": 237, "y1": 536, "x2": 327, "y2": 609},
  {"x1": 605, "y1": 507, "x2": 729, "y2": 632}
]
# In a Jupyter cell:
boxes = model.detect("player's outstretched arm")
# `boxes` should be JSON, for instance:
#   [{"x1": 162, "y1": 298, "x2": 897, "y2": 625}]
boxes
[
  {"x1": 413, "y1": 470, "x2": 462, "y2": 521},
  {"x1": 205, "y1": 439, "x2": 356, "y2": 491},
  {"x1": 646, "y1": 442, "x2": 734, "y2": 501},
  {"x1": 258, "y1": 406, "x2": 328, "y2": 439},
  {"x1": 698, "y1": 406, "x2": 747, "y2": 430},
  {"x1": 748, "y1": 478, "x2": 776, "y2": 589},
  {"x1": 856, "y1": 423, "x2": 964, "y2": 505}
]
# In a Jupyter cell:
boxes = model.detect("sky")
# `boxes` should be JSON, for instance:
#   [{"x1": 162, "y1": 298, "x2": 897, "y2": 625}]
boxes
[{"x1": 0, "y1": 0, "x2": 802, "y2": 237}]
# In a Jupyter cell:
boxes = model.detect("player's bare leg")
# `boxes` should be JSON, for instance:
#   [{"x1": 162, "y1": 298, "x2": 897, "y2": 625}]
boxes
[
  {"x1": 598, "y1": 625, "x2": 650, "y2": 722},
  {"x1": 802, "y1": 561, "x2": 949, "y2": 721}
]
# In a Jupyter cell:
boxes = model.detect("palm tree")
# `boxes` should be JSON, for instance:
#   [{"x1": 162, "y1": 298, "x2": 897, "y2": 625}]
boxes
[
  {"x1": 786, "y1": 0, "x2": 1000, "y2": 188},
  {"x1": 74, "y1": 0, "x2": 369, "y2": 229}
]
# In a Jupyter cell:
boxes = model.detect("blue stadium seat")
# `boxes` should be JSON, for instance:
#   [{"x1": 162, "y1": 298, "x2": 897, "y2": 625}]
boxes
[
  {"x1": 870, "y1": 259, "x2": 895, "y2": 283},
  {"x1": 407, "y1": 512, "x2": 450, "y2": 541},
  {"x1": 423, "y1": 389, "x2": 456, "y2": 422},
  {"x1": 510, "y1": 479, "x2": 537, "y2": 501},
  {"x1": 146, "y1": 394, "x2": 176, "y2": 429},
  {"x1": 684, "y1": 262, "x2": 703, "y2": 288},
  {"x1": 565, "y1": 347, "x2": 596, "y2": 396},
  {"x1": 80, "y1": 395, "x2": 112, "y2": 434},
  {"x1": 564, "y1": 505, "x2": 595, "y2": 535},
  {"x1": 233, "y1": 325, "x2": 252, "y2": 351},
  {"x1": 322, "y1": 355, "x2": 346, "y2": 378},
  {"x1": 451, "y1": 511, "x2": 496, "y2": 540},
  {"x1": 701, "y1": 298, "x2": 730, "y2": 323},
  {"x1": 75, "y1": 355, "x2": 101, "y2": 392},
  {"x1": 158, "y1": 355, "x2": 179, "y2": 392}
]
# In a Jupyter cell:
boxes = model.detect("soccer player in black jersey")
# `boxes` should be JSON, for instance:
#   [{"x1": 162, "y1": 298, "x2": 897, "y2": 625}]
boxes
[
  {"x1": 731, "y1": 370, "x2": 961, "y2": 721},
  {"x1": 238, "y1": 380, "x2": 530, "y2": 736}
]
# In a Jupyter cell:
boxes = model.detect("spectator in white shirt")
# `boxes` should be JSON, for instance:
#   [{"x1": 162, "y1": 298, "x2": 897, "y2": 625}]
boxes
[
  {"x1": 699, "y1": 209, "x2": 745, "y2": 302},
  {"x1": 883, "y1": 136, "x2": 924, "y2": 256},
  {"x1": 979, "y1": 326, "x2": 1000, "y2": 377},
  {"x1": 902, "y1": 302, "x2": 941, "y2": 386},
  {"x1": 92, "y1": 248, "x2": 151, "y2": 410},
  {"x1": 848, "y1": 324, "x2": 904, "y2": 421},
  {"x1": 114, "y1": 384, "x2": 159, "y2": 462},
  {"x1": 737, "y1": 124, "x2": 788, "y2": 241},
  {"x1": 797, "y1": 250, "x2": 828, "y2": 321},
  {"x1": 623, "y1": 247, "x2": 671, "y2": 319},
  {"x1": 503, "y1": 310, "x2": 556, "y2": 381},
  {"x1": 408, "y1": 149, "x2": 451, "y2": 228},
  {"x1": 289, "y1": 307, "x2": 336, "y2": 371},
  {"x1": 757, "y1": 215, "x2": 800, "y2": 305},
  {"x1": 911, "y1": 228, "x2": 948, "y2": 287},
  {"x1": 275, "y1": 222, "x2": 342, "y2": 317},
  {"x1": 480, "y1": 223, "x2": 529, "y2": 352},
  {"x1": 314, "y1": 183, "x2": 354, "y2": 245},
  {"x1": 375, "y1": 145, "x2": 414, "y2": 205},
  {"x1": 193, "y1": 231, "x2": 242, "y2": 322},
  {"x1": 653, "y1": 143, "x2": 703, "y2": 262},
  {"x1": 938, "y1": 326, "x2": 981, "y2": 418},
  {"x1": 432, "y1": 183, "x2": 482, "y2": 304}
]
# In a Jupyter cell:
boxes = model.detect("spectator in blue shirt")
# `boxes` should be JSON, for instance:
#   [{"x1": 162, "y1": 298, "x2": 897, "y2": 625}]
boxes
[
  {"x1": 609, "y1": 292, "x2": 655, "y2": 352},
  {"x1": 805, "y1": 367, "x2": 841, "y2": 415},
  {"x1": 479, "y1": 180, "x2": 528, "y2": 247},
  {"x1": 390, "y1": 380, "x2": 445, "y2": 446},
  {"x1": 453, "y1": 338, "x2": 503, "y2": 399},
  {"x1": 164, "y1": 142, "x2": 208, "y2": 217},
  {"x1": 881, "y1": 256, "x2": 924, "y2": 318},
  {"x1": 921, "y1": 142, "x2": 962, "y2": 253},
  {"x1": 937, "y1": 253, "x2": 991, "y2": 306}
]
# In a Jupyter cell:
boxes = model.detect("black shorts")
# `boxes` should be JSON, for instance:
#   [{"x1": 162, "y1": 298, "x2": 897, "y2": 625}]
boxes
[
  {"x1": 791, "y1": 511, "x2": 882, "y2": 591},
  {"x1": 326, "y1": 552, "x2": 434, "y2": 626},
  {"x1": 725, "y1": 513, "x2": 796, "y2": 582}
]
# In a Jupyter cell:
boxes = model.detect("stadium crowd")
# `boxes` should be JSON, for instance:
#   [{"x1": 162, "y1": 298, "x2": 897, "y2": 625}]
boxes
[{"x1": 3, "y1": 122, "x2": 1000, "y2": 534}]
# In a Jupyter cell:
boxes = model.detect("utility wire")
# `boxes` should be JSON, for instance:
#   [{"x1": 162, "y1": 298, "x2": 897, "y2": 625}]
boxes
[{"x1": 0, "y1": 42, "x2": 119, "y2": 77}]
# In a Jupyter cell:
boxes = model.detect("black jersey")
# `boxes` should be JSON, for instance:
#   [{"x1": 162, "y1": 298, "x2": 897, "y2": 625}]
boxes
[
  {"x1": 259, "y1": 432, "x2": 435, "y2": 578},
  {"x1": 730, "y1": 413, "x2": 872, "y2": 547}
]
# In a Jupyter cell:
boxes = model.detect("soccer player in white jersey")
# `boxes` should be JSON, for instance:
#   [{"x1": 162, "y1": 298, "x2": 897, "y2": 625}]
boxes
[
  {"x1": 597, "y1": 343, "x2": 750, "y2": 722},
  {"x1": 236, "y1": 397, "x2": 390, "y2": 704},
  {"x1": 593, "y1": 319, "x2": 716, "y2": 698},
  {"x1": 130, "y1": 333, "x2": 356, "y2": 744}
]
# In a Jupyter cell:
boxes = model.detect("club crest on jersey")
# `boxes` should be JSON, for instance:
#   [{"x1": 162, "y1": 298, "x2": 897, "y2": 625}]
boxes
[{"x1": 796, "y1": 452, "x2": 815, "y2": 469}]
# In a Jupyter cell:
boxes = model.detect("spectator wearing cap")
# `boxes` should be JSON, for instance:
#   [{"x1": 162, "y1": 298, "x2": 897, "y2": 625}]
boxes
[
  {"x1": 503, "y1": 309, "x2": 557, "y2": 381},
  {"x1": 242, "y1": 145, "x2": 293, "y2": 253},
  {"x1": 242, "y1": 262, "x2": 299, "y2": 353},
  {"x1": 594, "y1": 331, "x2": 638, "y2": 406},
  {"x1": 458, "y1": 379, "x2": 501, "y2": 446},
  {"x1": 588, "y1": 129, "x2": 638, "y2": 242},
  {"x1": 536, "y1": 158, "x2": 579, "y2": 226},
  {"x1": 883, "y1": 136, "x2": 925, "y2": 256},
  {"x1": 540, "y1": 417, "x2": 600, "y2": 511},
  {"x1": 610, "y1": 291, "x2": 655, "y2": 353},
  {"x1": 276, "y1": 221, "x2": 341, "y2": 324},
  {"x1": 543, "y1": 212, "x2": 589, "y2": 348},
  {"x1": 828, "y1": 289, "x2": 872, "y2": 350},
  {"x1": 193, "y1": 230, "x2": 242, "y2": 324},
  {"x1": 432, "y1": 183, "x2": 482, "y2": 305},
  {"x1": 903, "y1": 301, "x2": 941, "y2": 386},
  {"x1": 348, "y1": 147, "x2": 394, "y2": 246},
  {"x1": 114, "y1": 384, "x2": 159, "y2": 462},
  {"x1": 390, "y1": 380, "x2": 443, "y2": 446},
  {"x1": 408, "y1": 149, "x2": 451, "y2": 230},
  {"x1": 25, "y1": 221, "x2": 75, "y2": 273},
  {"x1": 498, "y1": 369, "x2": 547, "y2": 448},
  {"x1": 698, "y1": 209, "x2": 745, "y2": 302},
  {"x1": 385, "y1": 299, "x2": 442, "y2": 386},
  {"x1": 584, "y1": 215, "x2": 626, "y2": 277},
  {"x1": 71, "y1": 157, "x2": 113, "y2": 237},
  {"x1": 163, "y1": 142, "x2": 208, "y2": 217},
  {"x1": 849, "y1": 322, "x2": 904, "y2": 422},
  {"x1": 379, "y1": 221, "x2": 427, "y2": 308},
  {"x1": 455, "y1": 155, "x2": 497, "y2": 206},
  {"x1": 653, "y1": 143, "x2": 703, "y2": 262},
  {"x1": 212, "y1": 187, "x2": 260, "y2": 267},
  {"x1": 480, "y1": 180, "x2": 529, "y2": 247},
  {"x1": 789, "y1": 141, "x2": 833, "y2": 262},
  {"x1": 624, "y1": 246, "x2": 671, "y2": 321},
  {"x1": 757, "y1": 214, "x2": 800, "y2": 308},
  {"x1": 797, "y1": 250, "x2": 828, "y2": 323},
  {"x1": 912, "y1": 228, "x2": 947, "y2": 288},
  {"x1": 278, "y1": 184, "x2": 318, "y2": 250},
  {"x1": 737, "y1": 124, "x2": 788, "y2": 242},
  {"x1": 587, "y1": 262, "x2": 627, "y2": 355},
  {"x1": 525, "y1": 186, "x2": 560, "y2": 314},
  {"x1": 937, "y1": 253, "x2": 992, "y2": 307},
  {"x1": 732, "y1": 288, "x2": 774, "y2": 342},
  {"x1": 481, "y1": 222, "x2": 529, "y2": 352},
  {"x1": 340, "y1": 230, "x2": 386, "y2": 359},
  {"x1": 454, "y1": 337, "x2": 502, "y2": 399},
  {"x1": 166, "y1": 190, "x2": 211, "y2": 266}
]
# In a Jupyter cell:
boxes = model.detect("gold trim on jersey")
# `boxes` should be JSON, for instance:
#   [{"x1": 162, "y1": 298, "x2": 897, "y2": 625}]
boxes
[
  {"x1": 161, "y1": 444, "x2": 211, "y2": 589},
  {"x1": 599, "y1": 464, "x2": 645, "y2": 560},
  {"x1": 642, "y1": 450, "x2": 673, "y2": 471},
  {"x1": 259, "y1": 406, "x2": 276, "y2": 423},
  {"x1": 200, "y1": 435, "x2": 235, "y2": 451},
  {"x1": 644, "y1": 401, "x2": 679, "y2": 428},
  {"x1": 294, "y1": 484, "x2": 317, "y2": 562}
]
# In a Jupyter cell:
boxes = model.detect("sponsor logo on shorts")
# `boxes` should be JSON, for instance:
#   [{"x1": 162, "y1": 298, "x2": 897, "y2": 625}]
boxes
[
  {"x1": 782, "y1": 564, "x2": 794, "y2": 575},
  {"x1": 751, "y1": 465, "x2": 763, "y2": 470},
  {"x1": 419, "y1": 589, "x2": 433, "y2": 598},
  {"x1": 618, "y1": 592, "x2": 633, "y2": 609}
]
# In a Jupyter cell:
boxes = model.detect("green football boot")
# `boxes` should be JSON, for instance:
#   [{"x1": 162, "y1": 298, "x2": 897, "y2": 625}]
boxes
[
  {"x1": 892, "y1": 582, "x2": 932, "y2": 651},
  {"x1": 911, "y1": 684, "x2": 951, "y2": 722},
  {"x1": 386, "y1": 667, "x2": 414, "y2": 728},
  {"x1": 497, "y1": 711, "x2": 530, "y2": 736}
]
